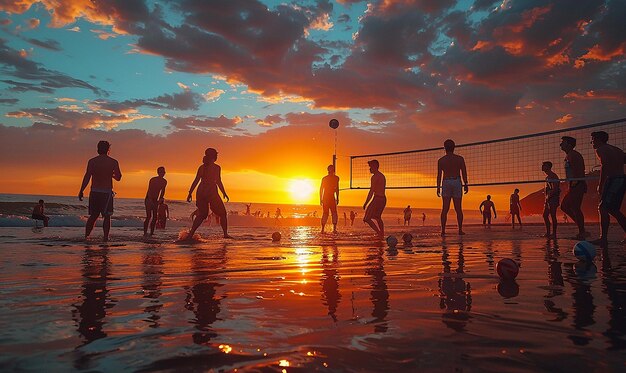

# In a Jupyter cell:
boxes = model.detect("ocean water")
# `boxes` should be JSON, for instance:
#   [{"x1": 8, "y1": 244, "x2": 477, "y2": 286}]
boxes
[{"x1": 0, "y1": 223, "x2": 625, "y2": 372}]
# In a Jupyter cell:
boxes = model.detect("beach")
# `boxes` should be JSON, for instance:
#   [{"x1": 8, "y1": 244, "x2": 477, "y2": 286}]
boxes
[{"x1": 1, "y1": 222, "x2": 625, "y2": 372}]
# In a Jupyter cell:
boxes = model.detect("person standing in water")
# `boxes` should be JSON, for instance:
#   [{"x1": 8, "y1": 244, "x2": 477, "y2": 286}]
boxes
[
  {"x1": 479, "y1": 195, "x2": 497, "y2": 228},
  {"x1": 403, "y1": 205, "x2": 412, "y2": 226},
  {"x1": 156, "y1": 198, "x2": 169, "y2": 229},
  {"x1": 320, "y1": 165, "x2": 340, "y2": 233},
  {"x1": 437, "y1": 139, "x2": 468, "y2": 236},
  {"x1": 362, "y1": 159, "x2": 386, "y2": 238},
  {"x1": 186, "y1": 148, "x2": 232, "y2": 239},
  {"x1": 31, "y1": 199, "x2": 49, "y2": 227},
  {"x1": 144, "y1": 166, "x2": 167, "y2": 237}
]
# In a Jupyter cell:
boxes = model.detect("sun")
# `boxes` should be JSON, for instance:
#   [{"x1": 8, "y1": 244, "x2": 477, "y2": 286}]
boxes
[{"x1": 288, "y1": 179, "x2": 315, "y2": 204}]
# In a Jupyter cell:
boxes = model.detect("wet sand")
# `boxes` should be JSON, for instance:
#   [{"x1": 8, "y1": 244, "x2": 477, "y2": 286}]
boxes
[{"x1": 0, "y1": 224, "x2": 625, "y2": 372}]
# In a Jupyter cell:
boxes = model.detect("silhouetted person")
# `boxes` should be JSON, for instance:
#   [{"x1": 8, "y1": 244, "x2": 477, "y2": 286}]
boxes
[
  {"x1": 320, "y1": 165, "x2": 340, "y2": 233},
  {"x1": 79, "y1": 140, "x2": 121, "y2": 242},
  {"x1": 275, "y1": 207, "x2": 283, "y2": 219},
  {"x1": 362, "y1": 159, "x2": 386, "y2": 238},
  {"x1": 144, "y1": 166, "x2": 167, "y2": 236},
  {"x1": 245, "y1": 203, "x2": 251, "y2": 216},
  {"x1": 403, "y1": 205, "x2": 412, "y2": 226},
  {"x1": 479, "y1": 195, "x2": 497, "y2": 227},
  {"x1": 350, "y1": 210, "x2": 356, "y2": 226},
  {"x1": 589, "y1": 131, "x2": 626, "y2": 246},
  {"x1": 156, "y1": 198, "x2": 169, "y2": 229},
  {"x1": 187, "y1": 148, "x2": 232, "y2": 239},
  {"x1": 437, "y1": 139, "x2": 468, "y2": 236},
  {"x1": 422, "y1": 212, "x2": 426, "y2": 226},
  {"x1": 542, "y1": 161, "x2": 560, "y2": 238},
  {"x1": 510, "y1": 188, "x2": 522, "y2": 228},
  {"x1": 31, "y1": 199, "x2": 49, "y2": 227},
  {"x1": 560, "y1": 136, "x2": 588, "y2": 240}
]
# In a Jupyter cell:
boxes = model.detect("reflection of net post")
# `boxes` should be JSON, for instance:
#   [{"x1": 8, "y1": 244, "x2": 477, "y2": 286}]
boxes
[{"x1": 349, "y1": 118, "x2": 626, "y2": 189}]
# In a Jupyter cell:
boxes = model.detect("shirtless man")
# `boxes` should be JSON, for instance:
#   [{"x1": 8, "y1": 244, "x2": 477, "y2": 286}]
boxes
[
  {"x1": 510, "y1": 188, "x2": 522, "y2": 228},
  {"x1": 403, "y1": 205, "x2": 412, "y2": 226},
  {"x1": 144, "y1": 166, "x2": 167, "y2": 236},
  {"x1": 79, "y1": 140, "x2": 122, "y2": 242},
  {"x1": 437, "y1": 139, "x2": 468, "y2": 236},
  {"x1": 32, "y1": 199, "x2": 49, "y2": 227},
  {"x1": 320, "y1": 165, "x2": 340, "y2": 233},
  {"x1": 479, "y1": 195, "x2": 497, "y2": 227},
  {"x1": 187, "y1": 148, "x2": 231, "y2": 239},
  {"x1": 542, "y1": 161, "x2": 560, "y2": 238},
  {"x1": 362, "y1": 159, "x2": 386, "y2": 238},
  {"x1": 559, "y1": 136, "x2": 588, "y2": 240},
  {"x1": 589, "y1": 131, "x2": 626, "y2": 246}
]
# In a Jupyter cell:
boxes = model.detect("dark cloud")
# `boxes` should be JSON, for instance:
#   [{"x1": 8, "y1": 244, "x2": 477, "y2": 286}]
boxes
[
  {"x1": 6, "y1": 107, "x2": 141, "y2": 129},
  {"x1": 0, "y1": 97, "x2": 18, "y2": 105},
  {"x1": 165, "y1": 114, "x2": 241, "y2": 130},
  {"x1": 92, "y1": 89, "x2": 204, "y2": 113},
  {"x1": 337, "y1": 13, "x2": 350, "y2": 23},
  {"x1": 25, "y1": 38, "x2": 62, "y2": 51}
]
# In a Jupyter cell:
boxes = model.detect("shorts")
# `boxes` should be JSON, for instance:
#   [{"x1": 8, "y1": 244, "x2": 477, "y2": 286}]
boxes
[
  {"x1": 145, "y1": 197, "x2": 158, "y2": 212},
  {"x1": 561, "y1": 181, "x2": 586, "y2": 209},
  {"x1": 510, "y1": 207, "x2": 520, "y2": 215},
  {"x1": 32, "y1": 214, "x2": 47, "y2": 221},
  {"x1": 322, "y1": 200, "x2": 338, "y2": 224},
  {"x1": 89, "y1": 191, "x2": 114, "y2": 217},
  {"x1": 197, "y1": 192, "x2": 226, "y2": 217},
  {"x1": 364, "y1": 195, "x2": 386, "y2": 220},
  {"x1": 600, "y1": 176, "x2": 626, "y2": 212},
  {"x1": 544, "y1": 195, "x2": 560, "y2": 211},
  {"x1": 442, "y1": 178, "x2": 462, "y2": 199}
]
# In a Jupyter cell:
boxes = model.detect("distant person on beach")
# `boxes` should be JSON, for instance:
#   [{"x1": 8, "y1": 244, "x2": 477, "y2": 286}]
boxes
[
  {"x1": 320, "y1": 165, "x2": 340, "y2": 233},
  {"x1": 403, "y1": 205, "x2": 412, "y2": 226},
  {"x1": 589, "y1": 131, "x2": 626, "y2": 246},
  {"x1": 560, "y1": 136, "x2": 588, "y2": 240},
  {"x1": 479, "y1": 195, "x2": 497, "y2": 227},
  {"x1": 31, "y1": 199, "x2": 49, "y2": 227},
  {"x1": 144, "y1": 166, "x2": 167, "y2": 236},
  {"x1": 156, "y1": 198, "x2": 169, "y2": 229},
  {"x1": 275, "y1": 208, "x2": 283, "y2": 219},
  {"x1": 437, "y1": 139, "x2": 468, "y2": 236},
  {"x1": 245, "y1": 203, "x2": 251, "y2": 216},
  {"x1": 510, "y1": 188, "x2": 522, "y2": 228},
  {"x1": 79, "y1": 140, "x2": 122, "y2": 242},
  {"x1": 422, "y1": 213, "x2": 426, "y2": 226},
  {"x1": 350, "y1": 210, "x2": 356, "y2": 226},
  {"x1": 186, "y1": 148, "x2": 232, "y2": 239},
  {"x1": 362, "y1": 159, "x2": 386, "y2": 238},
  {"x1": 542, "y1": 161, "x2": 560, "y2": 238}
]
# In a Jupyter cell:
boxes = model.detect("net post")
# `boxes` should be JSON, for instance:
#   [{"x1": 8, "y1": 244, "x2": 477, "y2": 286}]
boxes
[{"x1": 349, "y1": 156, "x2": 353, "y2": 189}]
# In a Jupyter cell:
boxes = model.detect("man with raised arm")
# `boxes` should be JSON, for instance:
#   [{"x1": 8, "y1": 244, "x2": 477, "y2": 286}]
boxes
[
  {"x1": 437, "y1": 139, "x2": 468, "y2": 236},
  {"x1": 589, "y1": 131, "x2": 626, "y2": 246},
  {"x1": 362, "y1": 159, "x2": 386, "y2": 238},
  {"x1": 320, "y1": 164, "x2": 340, "y2": 233},
  {"x1": 79, "y1": 140, "x2": 122, "y2": 242},
  {"x1": 559, "y1": 136, "x2": 588, "y2": 240}
]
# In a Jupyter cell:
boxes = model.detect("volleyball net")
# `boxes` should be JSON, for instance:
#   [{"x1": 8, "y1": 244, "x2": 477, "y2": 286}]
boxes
[{"x1": 349, "y1": 118, "x2": 626, "y2": 189}]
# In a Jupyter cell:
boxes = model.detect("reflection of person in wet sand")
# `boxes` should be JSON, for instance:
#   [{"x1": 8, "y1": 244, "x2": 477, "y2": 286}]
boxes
[
  {"x1": 542, "y1": 161, "x2": 560, "y2": 238},
  {"x1": 320, "y1": 165, "x2": 340, "y2": 233},
  {"x1": 589, "y1": 131, "x2": 626, "y2": 247},
  {"x1": 403, "y1": 205, "x2": 412, "y2": 226},
  {"x1": 362, "y1": 159, "x2": 386, "y2": 238},
  {"x1": 479, "y1": 195, "x2": 497, "y2": 227},
  {"x1": 350, "y1": 210, "x2": 356, "y2": 226},
  {"x1": 79, "y1": 140, "x2": 122, "y2": 242},
  {"x1": 437, "y1": 139, "x2": 468, "y2": 236},
  {"x1": 186, "y1": 148, "x2": 232, "y2": 239},
  {"x1": 32, "y1": 199, "x2": 49, "y2": 227},
  {"x1": 144, "y1": 167, "x2": 167, "y2": 237},
  {"x1": 156, "y1": 198, "x2": 169, "y2": 229},
  {"x1": 510, "y1": 188, "x2": 522, "y2": 228}
]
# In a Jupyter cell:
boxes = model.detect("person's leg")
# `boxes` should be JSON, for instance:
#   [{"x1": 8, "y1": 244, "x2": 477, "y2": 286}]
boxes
[
  {"x1": 189, "y1": 205, "x2": 208, "y2": 237},
  {"x1": 149, "y1": 206, "x2": 158, "y2": 235},
  {"x1": 331, "y1": 205, "x2": 338, "y2": 233},
  {"x1": 43, "y1": 215, "x2": 49, "y2": 227},
  {"x1": 321, "y1": 205, "x2": 329, "y2": 233},
  {"x1": 441, "y1": 196, "x2": 451, "y2": 235},
  {"x1": 550, "y1": 206, "x2": 558, "y2": 238},
  {"x1": 103, "y1": 215, "x2": 111, "y2": 242},
  {"x1": 143, "y1": 203, "x2": 151, "y2": 235},
  {"x1": 364, "y1": 217, "x2": 380, "y2": 236},
  {"x1": 487, "y1": 214, "x2": 491, "y2": 227},
  {"x1": 375, "y1": 217, "x2": 384, "y2": 237},
  {"x1": 219, "y1": 212, "x2": 231, "y2": 238},
  {"x1": 452, "y1": 197, "x2": 464, "y2": 234},
  {"x1": 608, "y1": 208, "x2": 626, "y2": 233},
  {"x1": 482, "y1": 213, "x2": 486, "y2": 226},
  {"x1": 543, "y1": 205, "x2": 550, "y2": 236},
  {"x1": 85, "y1": 214, "x2": 98, "y2": 239}
]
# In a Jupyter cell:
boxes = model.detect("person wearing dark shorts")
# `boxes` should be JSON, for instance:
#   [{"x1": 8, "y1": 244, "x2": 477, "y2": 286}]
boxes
[
  {"x1": 79, "y1": 140, "x2": 122, "y2": 242},
  {"x1": 143, "y1": 167, "x2": 167, "y2": 236},
  {"x1": 559, "y1": 136, "x2": 588, "y2": 239},
  {"x1": 32, "y1": 199, "x2": 49, "y2": 227},
  {"x1": 590, "y1": 131, "x2": 626, "y2": 246},
  {"x1": 542, "y1": 161, "x2": 560, "y2": 238},
  {"x1": 187, "y1": 148, "x2": 232, "y2": 239},
  {"x1": 363, "y1": 159, "x2": 386, "y2": 238}
]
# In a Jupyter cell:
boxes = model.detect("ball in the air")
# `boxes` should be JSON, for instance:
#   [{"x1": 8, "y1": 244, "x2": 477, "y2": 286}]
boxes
[
  {"x1": 272, "y1": 232, "x2": 281, "y2": 241},
  {"x1": 573, "y1": 241, "x2": 596, "y2": 262},
  {"x1": 386, "y1": 235, "x2": 398, "y2": 247},
  {"x1": 496, "y1": 258, "x2": 519, "y2": 280},
  {"x1": 329, "y1": 118, "x2": 339, "y2": 129},
  {"x1": 402, "y1": 233, "x2": 413, "y2": 243}
]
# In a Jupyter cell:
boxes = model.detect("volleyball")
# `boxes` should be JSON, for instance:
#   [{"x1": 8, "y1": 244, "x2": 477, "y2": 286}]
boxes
[
  {"x1": 402, "y1": 233, "x2": 413, "y2": 243},
  {"x1": 271, "y1": 232, "x2": 281, "y2": 241},
  {"x1": 496, "y1": 258, "x2": 519, "y2": 280},
  {"x1": 329, "y1": 118, "x2": 339, "y2": 129},
  {"x1": 386, "y1": 235, "x2": 398, "y2": 247},
  {"x1": 573, "y1": 241, "x2": 596, "y2": 261}
]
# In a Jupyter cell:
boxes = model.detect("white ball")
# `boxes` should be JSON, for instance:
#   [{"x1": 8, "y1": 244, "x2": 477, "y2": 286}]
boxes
[
  {"x1": 573, "y1": 241, "x2": 596, "y2": 261},
  {"x1": 386, "y1": 235, "x2": 398, "y2": 247}
]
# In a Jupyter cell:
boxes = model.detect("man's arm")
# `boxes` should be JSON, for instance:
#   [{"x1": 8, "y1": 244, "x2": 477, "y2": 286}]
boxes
[
  {"x1": 479, "y1": 201, "x2": 484, "y2": 214},
  {"x1": 216, "y1": 166, "x2": 229, "y2": 202},
  {"x1": 461, "y1": 158, "x2": 468, "y2": 194},
  {"x1": 113, "y1": 160, "x2": 122, "y2": 181},
  {"x1": 436, "y1": 159, "x2": 442, "y2": 197},
  {"x1": 363, "y1": 189, "x2": 373, "y2": 209},
  {"x1": 187, "y1": 166, "x2": 202, "y2": 202},
  {"x1": 492, "y1": 204, "x2": 497, "y2": 218},
  {"x1": 165, "y1": 205, "x2": 169, "y2": 218},
  {"x1": 319, "y1": 180, "x2": 324, "y2": 206},
  {"x1": 596, "y1": 148, "x2": 607, "y2": 193},
  {"x1": 335, "y1": 177, "x2": 339, "y2": 205},
  {"x1": 158, "y1": 180, "x2": 167, "y2": 201},
  {"x1": 79, "y1": 161, "x2": 92, "y2": 201}
]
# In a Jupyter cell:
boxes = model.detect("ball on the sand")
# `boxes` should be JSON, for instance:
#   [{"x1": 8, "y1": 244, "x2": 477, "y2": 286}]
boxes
[
  {"x1": 386, "y1": 235, "x2": 398, "y2": 247},
  {"x1": 272, "y1": 232, "x2": 281, "y2": 241},
  {"x1": 402, "y1": 233, "x2": 413, "y2": 243},
  {"x1": 573, "y1": 241, "x2": 596, "y2": 262},
  {"x1": 496, "y1": 258, "x2": 519, "y2": 280}
]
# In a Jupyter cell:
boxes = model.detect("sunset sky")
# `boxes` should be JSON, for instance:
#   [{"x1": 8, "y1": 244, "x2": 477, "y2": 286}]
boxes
[{"x1": 0, "y1": 0, "x2": 624, "y2": 207}]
